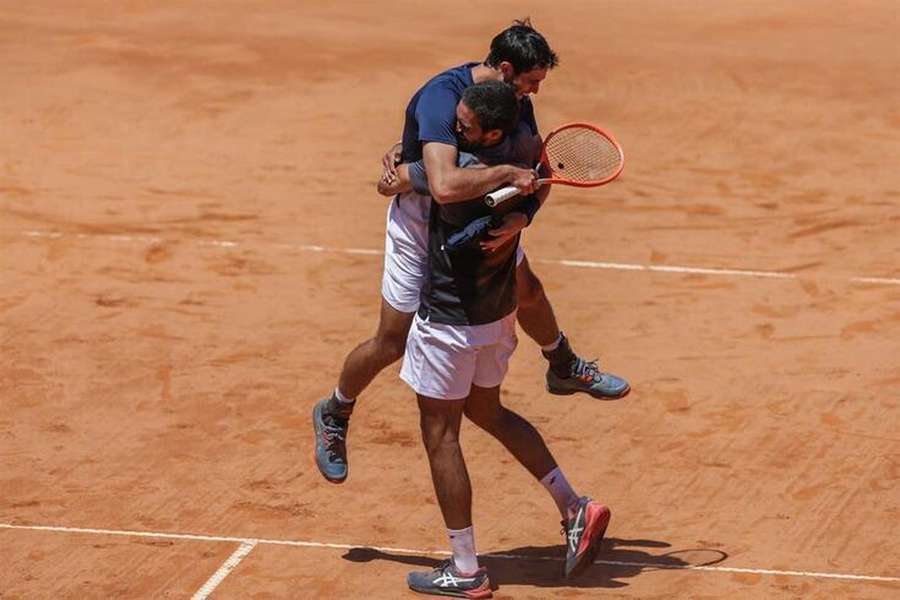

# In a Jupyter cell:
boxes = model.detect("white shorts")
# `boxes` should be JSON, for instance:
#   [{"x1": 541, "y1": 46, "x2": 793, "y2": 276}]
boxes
[
  {"x1": 400, "y1": 311, "x2": 518, "y2": 400},
  {"x1": 381, "y1": 192, "x2": 431, "y2": 313},
  {"x1": 381, "y1": 193, "x2": 526, "y2": 314}
]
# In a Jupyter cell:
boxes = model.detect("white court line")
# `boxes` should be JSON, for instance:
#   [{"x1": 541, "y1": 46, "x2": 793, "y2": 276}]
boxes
[
  {"x1": 12, "y1": 229, "x2": 900, "y2": 286},
  {"x1": 548, "y1": 259, "x2": 798, "y2": 280},
  {"x1": 1, "y1": 522, "x2": 898, "y2": 584},
  {"x1": 191, "y1": 540, "x2": 257, "y2": 600}
]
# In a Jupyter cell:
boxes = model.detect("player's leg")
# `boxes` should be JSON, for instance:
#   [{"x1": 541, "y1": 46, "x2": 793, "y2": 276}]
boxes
[
  {"x1": 464, "y1": 383, "x2": 556, "y2": 478},
  {"x1": 515, "y1": 252, "x2": 630, "y2": 400},
  {"x1": 463, "y1": 313, "x2": 556, "y2": 482},
  {"x1": 464, "y1": 383, "x2": 611, "y2": 578},
  {"x1": 406, "y1": 395, "x2": 491, "y2": 598},
  {"x1": 401, "y1": 316, "x2": 492, "y2": 598},
  {"x1": 313, "y1": 194, "x2": 429, "y2": 484},
  {"x1": 464, "y1": 320, "x2": 610, "y2": 579},
  {"x1": 513, "y1": 251, "x2": 561, "y2": 347},
  {"x1": 312, "y1": 300, "x2": 413, "y2": 483},
  {"x1": 418, "y1": 395, "x2": 471, "y2": 531},
  {"x1": 337, "y1": 299, "x2": 414, "y2": 399}
]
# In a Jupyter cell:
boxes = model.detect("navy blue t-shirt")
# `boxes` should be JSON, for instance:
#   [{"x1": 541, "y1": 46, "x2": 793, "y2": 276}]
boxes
[{"x1": 400, "y1": 62, "x2": 539, "y2": 164}]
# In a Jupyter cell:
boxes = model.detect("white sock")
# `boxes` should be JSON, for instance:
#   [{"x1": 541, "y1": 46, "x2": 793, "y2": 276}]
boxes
[
  {"x1": 540, "y1": 333, "x2": 563, "y2": 353},
  {"x1": 540, "y1": 467, "x2": 580, "y2": 521},
  {"x1": 448, "y1": 526, "x2": 479, "y2": 574},
  {"x1": 334, "y1": 387, "x2": 355, "y2": 404}
]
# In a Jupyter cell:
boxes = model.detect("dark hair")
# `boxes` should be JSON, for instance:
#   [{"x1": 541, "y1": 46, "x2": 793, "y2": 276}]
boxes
[
  {"x1": 484, "y1": 18, "x2": 559, "y2": 74},
  {"x1": 461, "y1": 81, "x2": 520, "y2": 135}
]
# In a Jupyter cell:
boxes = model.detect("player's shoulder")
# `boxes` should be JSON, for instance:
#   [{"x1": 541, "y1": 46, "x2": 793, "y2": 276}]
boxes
[
  {"x1": 508, "y1": 123, "x2": 542, "y2": 166},
  {"x1": 510, "y1": 121, "x2": 539, "y2": 146},
  {"x1": 422, "y1": 62, "x2": 478, "y2": 92}
]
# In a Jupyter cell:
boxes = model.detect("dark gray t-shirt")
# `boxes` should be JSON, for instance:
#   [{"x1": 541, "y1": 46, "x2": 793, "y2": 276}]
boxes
[{"x1": 409, "y1": 124, "x2": 542, "y2": 326}]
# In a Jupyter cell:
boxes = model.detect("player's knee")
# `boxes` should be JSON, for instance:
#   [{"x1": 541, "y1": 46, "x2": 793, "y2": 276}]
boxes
[
  {"x1": 420, "y1": 424, "x2": 459, "y2": 455},
  {"x1": 374, "y1": 329, "x2": 407, "y2": 363},
  {"x1": 373, "y1": 307, "x2": 413, "y2": 363}
]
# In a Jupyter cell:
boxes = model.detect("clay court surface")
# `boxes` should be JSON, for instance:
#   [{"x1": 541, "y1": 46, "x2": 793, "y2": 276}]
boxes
[{"x1": 1, "y1": 1, "x2": 899, "y2": 598}]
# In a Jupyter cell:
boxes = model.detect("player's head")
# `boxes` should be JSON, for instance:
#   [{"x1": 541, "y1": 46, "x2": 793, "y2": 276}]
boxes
[
  {"x1": 456, "y1": 81, "x2": 519, "y2": 152},
  {"x1": 484, "y1": 18, "x2": 559, "y2": 98}
]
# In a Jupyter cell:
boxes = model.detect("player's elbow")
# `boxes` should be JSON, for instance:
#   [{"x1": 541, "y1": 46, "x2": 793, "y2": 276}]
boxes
[{"x1": 428, "y1": 182, "x2": 455, "y2": 204}]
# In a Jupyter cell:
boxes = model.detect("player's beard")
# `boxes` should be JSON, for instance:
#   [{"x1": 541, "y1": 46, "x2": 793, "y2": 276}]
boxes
[{"x1": 457, "y1": 133, "x2": 485, "y2": 153}]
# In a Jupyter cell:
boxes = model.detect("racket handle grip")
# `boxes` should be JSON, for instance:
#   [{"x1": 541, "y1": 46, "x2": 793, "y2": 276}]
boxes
[{"x1": 485, "y1": 186, "x2": 521, "y2": 207}]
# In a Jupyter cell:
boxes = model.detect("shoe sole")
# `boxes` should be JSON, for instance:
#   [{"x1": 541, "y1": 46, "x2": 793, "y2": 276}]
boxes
[
  {"x1": 408, "y1": 581, "x2": 492, "y2": 599},
  {"x1": 312, "y1": 403, "x2": 347, "y2": 484},
  {"x1": 546, "y1": 383, "x2": 631, "y2": 400},
  {"x1": 566, "y1": 504, "x2": 611, "y2": 578}
]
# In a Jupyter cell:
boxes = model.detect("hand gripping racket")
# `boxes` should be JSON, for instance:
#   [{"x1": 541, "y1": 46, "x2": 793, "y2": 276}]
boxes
[{"x1": 485, "y1": 123, "x2": 624, "y2": 207}]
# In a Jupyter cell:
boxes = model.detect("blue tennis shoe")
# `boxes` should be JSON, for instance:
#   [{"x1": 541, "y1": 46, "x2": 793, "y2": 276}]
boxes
[{"x1": 313, "y1": 395, "x2": 352, "y2": 483}]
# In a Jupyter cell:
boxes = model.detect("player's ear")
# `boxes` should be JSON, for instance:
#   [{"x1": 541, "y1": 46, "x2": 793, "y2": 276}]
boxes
[
  {"x1": 483, "y1": 129, "x2": 504, "y2": 146},
  {"x1": 498, "y1": 61, "x2": 515, "y2": 81}
]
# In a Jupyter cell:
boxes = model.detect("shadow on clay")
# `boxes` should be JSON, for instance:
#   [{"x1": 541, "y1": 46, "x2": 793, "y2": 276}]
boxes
[{"x1": 342, "y1": 536, "x2": 729, "y2": 591}]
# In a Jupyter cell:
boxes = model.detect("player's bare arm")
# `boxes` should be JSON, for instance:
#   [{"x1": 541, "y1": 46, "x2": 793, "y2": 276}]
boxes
[
  {"x1": 423, "y1": 142, "x2": 536, "y2": 204},
  {"x1": 378, "y1": 159, "x2": 494, "y2": 198}
]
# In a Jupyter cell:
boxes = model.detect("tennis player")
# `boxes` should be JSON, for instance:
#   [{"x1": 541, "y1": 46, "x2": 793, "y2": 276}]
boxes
[
  {"x1": 313, "y1": 19, "x2": 629, "y2": 485},
  {"x1": 379, "y1": 80, "x2": 610, "y2": 598}
]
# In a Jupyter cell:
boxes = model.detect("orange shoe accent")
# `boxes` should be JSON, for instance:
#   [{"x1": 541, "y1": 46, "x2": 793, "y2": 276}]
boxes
[{"x1": 463, "y1": 577, "x2": 493, "y2": 599}]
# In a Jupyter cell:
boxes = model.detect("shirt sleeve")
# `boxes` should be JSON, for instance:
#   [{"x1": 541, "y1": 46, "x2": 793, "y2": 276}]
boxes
[
  {"x1": 408, "y1": 162, "x2": 430, "y2": 196},
  {"x1": 456, "y1": 152, "x2": 482, "y2": 168},
  {"x1": 415, "y1": 84, "x2": 460, "y2": 146}
]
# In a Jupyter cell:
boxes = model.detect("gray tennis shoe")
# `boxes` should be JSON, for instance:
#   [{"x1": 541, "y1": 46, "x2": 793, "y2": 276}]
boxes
[
  {"x1": 546, "y1": 357, "x2": 630, "y2": 399},
  {"x1": 542, "y1": 333, "x2": 630, "y2": 399},
  {"x1": 407, "y1": 559, "x2": 492, "y2": 598}
]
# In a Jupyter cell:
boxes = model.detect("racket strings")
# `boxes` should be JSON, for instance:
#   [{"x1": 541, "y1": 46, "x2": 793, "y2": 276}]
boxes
[{"x1": 545, "y1": 127, "x2": 622, "y2": 184}]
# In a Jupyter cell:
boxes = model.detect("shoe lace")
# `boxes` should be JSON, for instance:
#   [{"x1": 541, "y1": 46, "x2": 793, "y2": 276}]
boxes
[
  {"x1": 435, "y1": 558, "x2": 455, "y2": 572},
  {"x1": 320, "y1": 414, "x2": 347, "y2": 463},
  {"x1": 559, "y1": 520, "x2": 579, "y2": 553},
  {"x1": 571, "y1": 357, "x2": 603, "y2": 384}
]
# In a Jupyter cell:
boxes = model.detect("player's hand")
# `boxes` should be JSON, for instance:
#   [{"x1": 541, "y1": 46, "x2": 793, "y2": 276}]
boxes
[
  {"x1": 377, "y1": 171, "x2": 393, "y2": 195},
  {"x1": 381, "y1": 142, "x2": 403, "y2": 184},
  {"x1": 481, "y1": 212, "x2": 528, "y2": 252},
  {"x1": 537, "y1": 157, "x2": 551, "y2": 179},
  {"x1": 506, "y1": 166, "x2": 538, "y2": 195}
]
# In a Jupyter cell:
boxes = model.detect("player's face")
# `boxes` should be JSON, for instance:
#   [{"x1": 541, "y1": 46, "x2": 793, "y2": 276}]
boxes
[
  {"x1": 506, "y1": 67, "x2": 548, "y2": 97},
  {"x1": 455, "y1": 101, "x2": 487, "y2": 150}
]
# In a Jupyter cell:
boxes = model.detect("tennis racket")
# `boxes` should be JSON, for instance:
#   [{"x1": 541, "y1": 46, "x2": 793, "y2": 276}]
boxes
[{"x1": 485, "y1": 122, "x2": 624, "y2": 207}]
